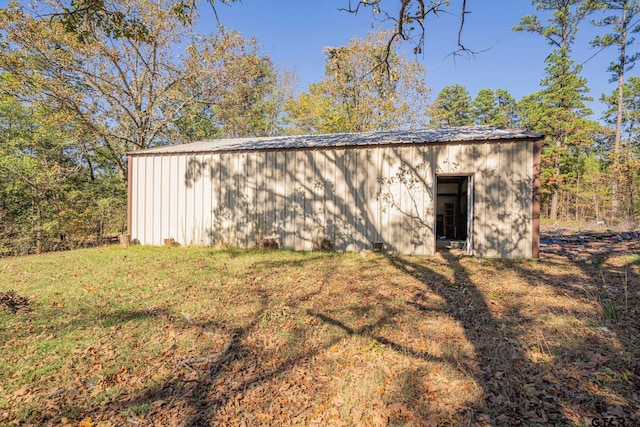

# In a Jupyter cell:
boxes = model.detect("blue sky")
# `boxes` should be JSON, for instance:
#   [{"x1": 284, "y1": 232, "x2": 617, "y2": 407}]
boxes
[{"x1": 204, "y1": 0, "x2": 624, "y2": 120}]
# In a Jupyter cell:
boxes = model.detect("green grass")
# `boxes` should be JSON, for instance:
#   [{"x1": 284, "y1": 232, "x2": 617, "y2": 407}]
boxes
[{"x1": 0, "y1": 245, "x2": 639, "y2": 425}]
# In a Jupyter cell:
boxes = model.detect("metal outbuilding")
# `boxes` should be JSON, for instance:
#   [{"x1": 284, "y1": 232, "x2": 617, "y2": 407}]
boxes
[{"x1": 127, "y1": 126, "x2": 543, "y2": 258}]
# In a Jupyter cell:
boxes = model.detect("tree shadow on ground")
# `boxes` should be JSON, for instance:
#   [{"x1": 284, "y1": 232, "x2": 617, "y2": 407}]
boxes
[
  {"x1": 382, "y1": 252, "x2": 576, "y2": 424},
  {"x1": 23, "y1": 249, "x2": 638, "y2": 425},
  {"x1": 513, "y1": 246, "x2": 640, "y2": 422}
]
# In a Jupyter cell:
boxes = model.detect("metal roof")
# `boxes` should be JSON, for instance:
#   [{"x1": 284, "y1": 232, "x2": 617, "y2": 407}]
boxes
[{"x1": 129, "y1": 126, "x2": 543, "y2": 156}]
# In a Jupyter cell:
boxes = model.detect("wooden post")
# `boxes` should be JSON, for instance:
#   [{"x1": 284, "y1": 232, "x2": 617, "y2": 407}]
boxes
[{"x1": 119, "y1": 234, "x2": 131, "y2": 248}]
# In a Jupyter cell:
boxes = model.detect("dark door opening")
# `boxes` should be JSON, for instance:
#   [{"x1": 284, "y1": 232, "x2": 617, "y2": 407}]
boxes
[{"x1": 435, "y1": 176, "x2": 472, "y2": 254}]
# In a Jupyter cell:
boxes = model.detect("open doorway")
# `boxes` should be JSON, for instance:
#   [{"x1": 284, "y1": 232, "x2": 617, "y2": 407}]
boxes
[{"x1": 435, "y1": 175, "x2": 473, "y2": 255}]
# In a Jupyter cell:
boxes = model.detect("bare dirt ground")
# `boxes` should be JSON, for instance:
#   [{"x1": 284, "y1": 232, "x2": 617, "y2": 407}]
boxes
[{"x1": 540, "y1": 221, "x2": 640, "y2": 262}]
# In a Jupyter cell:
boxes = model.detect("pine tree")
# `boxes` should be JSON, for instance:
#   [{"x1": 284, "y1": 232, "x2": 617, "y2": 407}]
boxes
[
  {"x1": 472, "y1": 89, "x2": 516, "y2": 126},
  {"x1": 429, "y1": 85, "x2": 473, "y2": 128},
  {"x1": 591, "y1": 0, "x2": 640, "y2": 219},
  {"x1": 514, "y1": 0, "x2": 597, "y2": 220}
]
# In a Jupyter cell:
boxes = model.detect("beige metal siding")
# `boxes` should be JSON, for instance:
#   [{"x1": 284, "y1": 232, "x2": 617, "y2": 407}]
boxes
[{"x1": 130, "y1": 140, "x2": 535, "y2": 257}]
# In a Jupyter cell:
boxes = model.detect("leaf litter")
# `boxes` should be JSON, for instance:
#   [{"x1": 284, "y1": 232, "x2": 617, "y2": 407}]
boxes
[
  {"x1": 0, "y1": 290, "x2": 30, "y2": 313},
  {"x1": 0, "y1": 241, "x2": 638, "y2": 426}
]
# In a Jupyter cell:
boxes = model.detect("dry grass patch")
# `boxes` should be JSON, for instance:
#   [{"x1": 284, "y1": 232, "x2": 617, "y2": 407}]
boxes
[{"x1": 0, "y1": 246, "x2": 638, "y2": 426}]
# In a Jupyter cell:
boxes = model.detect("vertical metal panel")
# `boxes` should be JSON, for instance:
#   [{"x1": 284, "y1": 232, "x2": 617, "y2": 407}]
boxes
[
  {"x1": 201, "y1": 154, "x2": 213, "y2": 246},
  {"x1": 413, "y1": 146, "x2": 430, "y2": 255},
  {"x1": 363, "y1": 149, "x2": 373, "y2": 246},
  {"x1": 460, "y1": 143, "x2": 476, "y2": 256},
  {"x1": 129, "y1": 156, "x2": 136, "y2": 241},
  {"x1": 245, "y1": 152, "x2": 257, "y2": 247},
  {"x1": 532, "y1": 139, "x2": 541, "y2": 258},
  {"x1": 292, "y1": 150, "x2": 303, "y2": 250},
  {"x1": 208, "y1": 153, "x2": 220, "y2": 243},
  {"x1": 236, "y1": 153, "x2": 247, "y2": 247},
  {"x1": 230, "y1": 153, "x2": 239, "y2": 247},
  {"x1": 284, "y1": 151, "x2": 296, "y2": 250},
  {"x1": 332, "y1": 149, "x2": 347, "y2": 251},
  {"x1": 458, "y1": 143, "x2": 473, "y2": 171},
  {"x1": 354, "y1": 148, "x2": 368, "y2": 251},
  {"x1": 294, "y1": 150, "x2": 306, "y2": 251},
  {"x1": 322, "y1": 150, "x2": 334, "y2": 249},
  {"x1": 514, "y1": 141, "x2": 532, "y2": 258},
  {"x1": 424, "y1": 146, "x2": 436, "y2": 255},
  {"x1": 372, "y1": 147, "x2": 382, "y2": 245},
  {"x1": 448, "y1": 144, "x2": 461, "y2": 173},
  {"x1": 137, "y1": 156, "x2": 146, "y2": 244},
  {"x1": 274, "y1": 151, "x2": 286, "y2": 245},
  {"x1": 303, "y1": 151, "x2": 314, "y2": 250},
  {"x1": 434, "y1": 144, "x2": 447, "y2": 175},
  {"x1": 344, "y1": 149, "x2": 357, "y2": 252},
  {"x1": 144, "y1": 157, "x2": 154, "y2": 244},
  {"x1": 498, "y1": 142, "x2": 513, "y2": 257},
  {"x1": 387, "y1": 148, "x2": 404, "y2": 253},
  {"x1": 401, "y1": 147, "x2": 416, "y2": 254},
  {"x1": 190, "y1": 155, "x2": 203, "y2": 245},
  {"x1": 472, "y1": 143, "x2": 487, "y2": 256},
  {"x1": 152, "y1": 156, "x2": 162, "y2": 245},
  {"x1": 265, "y1": 151, "x2": 276, "y2": 237},
  {"x1": 127, "y1": 155, "x2": 133, "y2": 238},
  {"x1": 380, "y1": 147, "x2": 392, "y2": 250},
  {"x1": 394, "y1": 148, "x2": 407, "y2": 252},
  {"x1": 483, "y1": 142, "x2": 501, "y2": 257},
  {"x1": 405, "y1": 146, "x2": 419, "y2": 254},
  {"x1": 377, "y1": 147, "x2": 386, "y2": 247},
  {"x1": 160, "y1": 156, "x2": 170, "y2": 243},
  {"x1": 312, "y1": 150, "x2": 326, "y2": 248},
  {"x1": 168, "y1": 155, "x2": 178, "y2": 242},
  {"x1": 175, "y1": 155, "x2": 186, "y2": 245},
  {"x1": 387, "y1": 148, "x2": 399, "y2": 253},
  {"x1": 130, "y1": 156, "x2": 139, "y2": 242},
  {"x1": 201, "y1": 153, "x2": 209, "y2": 245},
  {"x1": 255, "y1": 151, "x2": 267, "y2": 240},
  {"x1": 185, "y1": 156, "x2": 197, "y2": 245},
  {"x1": 220, "y1": 152, "x2": 230, "y2": 245},
  {"x1": 129, "y1": 137, "x2": 536, "y2": 257},
  {"x1": 411, "y1": 146, "x2": 421, "y2": 254}
]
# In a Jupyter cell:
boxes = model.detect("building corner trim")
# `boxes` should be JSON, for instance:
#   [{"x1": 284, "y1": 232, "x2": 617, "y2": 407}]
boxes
[
  {"x1": 127, "y1": 155, "x2": 133, "y2": 237},
  {"x1": 532, "y1": 139, "x2": 542, "y2": 258}
]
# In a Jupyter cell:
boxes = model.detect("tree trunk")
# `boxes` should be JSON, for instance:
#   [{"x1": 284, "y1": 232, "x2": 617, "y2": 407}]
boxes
[
  {"x1": 35, "y1": 203, "x2": 42, "y2": 255},
  {"x1": 550, "y1": 138, "x2": 561, "y2": 220},
  {"x1": 612, "y1": 7, "x2": 628, "y2": 222},
  {"x1": 575, "y1": 175, "x2": 580, "y2": 221}
]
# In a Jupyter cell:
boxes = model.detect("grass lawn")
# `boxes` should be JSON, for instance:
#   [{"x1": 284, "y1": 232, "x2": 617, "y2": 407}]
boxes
[{"x1": 0, "y1": 245, "x2": 639, "y2": 426}]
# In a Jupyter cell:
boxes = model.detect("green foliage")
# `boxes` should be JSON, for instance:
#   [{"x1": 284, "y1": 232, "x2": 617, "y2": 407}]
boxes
[
  {"x1": 594, "y1": 1, "x2": 640, "y2": 218},
  {"x1": 590, "y1": 0, "x2": 640, "y2": 83},
  {"x1": 0, "y1": 0, "x2": 283, "y2": 255},
  {"x1": 600, "y1": 77, "x2": 640, "y2": 220},
  {"x1": 601, "y1": 76, "x2": 640, "y2": 137},
  {"x1": 0, "y1": 1, "x2": 279, "y2": 178},
  {"x1": 429, "y1": 85, "x2": 473, "y2": 127},
  {"x1": 55, "y1": 0, "x2": 237, "y2": 42},
  {"x1": 0, "y1": 87, "x2": 125, "y2": 256},
  {"x1": 514, "y1": 0, "x2": 598, "y2": 220},
  {"x1": 284, "y1": 86, "x2": 351, "y2": 134},
  {"x1": 284, "y1": 31, "x2": 430, "y2": 134},
  {"x1": 471, "y1": 88, "x2": 516, "y2": 126},
  {"x1": 513, "y1": 0, "x2": 596, "y2": 53}
]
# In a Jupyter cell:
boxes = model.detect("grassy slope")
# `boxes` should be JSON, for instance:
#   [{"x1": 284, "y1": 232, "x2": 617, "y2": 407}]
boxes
[{"x1": 0, "y1": 246, "x2": 638, "y2": 426}]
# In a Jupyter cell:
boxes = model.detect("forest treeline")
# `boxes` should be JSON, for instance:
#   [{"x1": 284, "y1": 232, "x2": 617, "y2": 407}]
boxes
[{"x1": 0, "y1": 0, "x2": 638, "y2": 255}]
